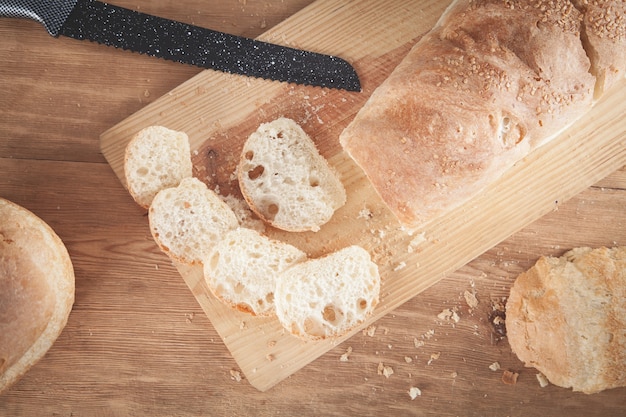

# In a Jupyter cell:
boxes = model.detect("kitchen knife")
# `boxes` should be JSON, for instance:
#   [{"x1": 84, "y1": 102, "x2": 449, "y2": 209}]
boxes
[{"x1": 0, "y1": 0, "x2": 361, "y2": 91}]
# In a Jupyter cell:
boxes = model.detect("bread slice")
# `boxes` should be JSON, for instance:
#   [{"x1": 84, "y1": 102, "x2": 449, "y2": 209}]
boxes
[
  {"x1": 275, "y1": 245, "x2": 380, "y2": 340},
  {"x1": 124, "y1": 126, "x2": 193, "y2": 208},
  {"x1": 203, "y1": 228, "x2": 307, "y2": 316},
  {"x1": 506, "y1": 246, "x2": 626, "y2": 394},
  {"x1": 237, "y1": 117, "x2": 346, "y2": 232},
  {"x1": 0, "y1": 198, "x2": 74, "y2": 394},
  {"x1": 339, "y1": 0, "x2": 595, "y2": 228},
  {"x1": 148, "y1": 177, "x2": 239, "y2": 265}
]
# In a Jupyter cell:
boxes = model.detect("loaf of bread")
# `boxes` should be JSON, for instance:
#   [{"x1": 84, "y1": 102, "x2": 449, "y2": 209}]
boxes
[
  {"x1": 203, "y1": 227, "x2": 307, "y2": 316},
  {"x1": 124, "y1": 126, "x2": 193, "y2": 208},
  {"x1": 339, "y1": 0, "x2": 613, "y2": 228},
  {"x1": 0, "y1": 198, "x2": 74, "y2": 394},
  {"x1": 274, "y1": 245, "x2": 380, "y2": 340},
  {"x1": 572, "y1": 0, "x2": 626, "y2": 97},
  {"x1": 506, "y1": 246, "x2": 626, "y2": 394},
  {"x1": 238, "y1": 117, "x2": 346, "y2": 232},
  {"x1": 148, "y1": 177, "x2": 239, "y2": 265}
]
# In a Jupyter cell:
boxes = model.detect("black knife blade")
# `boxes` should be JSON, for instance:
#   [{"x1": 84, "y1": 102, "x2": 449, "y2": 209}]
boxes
[{"x1": 0, "y1": 0, "x2": 361, "y2": 91}]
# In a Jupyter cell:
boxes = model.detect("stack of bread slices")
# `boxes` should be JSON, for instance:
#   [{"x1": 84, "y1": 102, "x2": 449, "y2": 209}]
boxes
[{"x1": 124, "y1": 120, "x2": 380, "y2": 341}]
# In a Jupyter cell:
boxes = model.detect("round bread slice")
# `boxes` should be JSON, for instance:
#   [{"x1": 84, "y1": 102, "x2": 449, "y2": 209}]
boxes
[
  {"x1": 0, "y1": 198, "x2": 75, "y2": 394},
  {"x1": 506, "y1": 246, "x2": 626, "y2": 394},
  {"x1": 203, "y1": 228, "x2": 307, "y2": 316},
  {"x1": 124, "y1": 125, "x2": 193, "y2": 208},
  {"x1": 237, "y1": 117, "x2": 346, "y2": 232},
  {"x1": 275, "y1": 245, "x2": 380, "y2": 340},
  {"x1": 148, "y1": 177, "x2": 239, "y2": 265}
]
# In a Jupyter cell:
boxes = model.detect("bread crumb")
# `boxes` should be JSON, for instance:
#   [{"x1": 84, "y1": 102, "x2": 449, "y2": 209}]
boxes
[
  {"x1": 464, "y1": 290, "x2": 479, "y2": 309},
  {"x1": 393, "y1": 261, "x2": 407, "y2": 271},
  {"x1": 239, "y1": 321, "x2": 247, "y2": 330},
  {"x1": 414, "y1": 338, "x2": 425, "y2": 348},
  {"x1": 404, "y1": 356, "x2": 413, "y2": 363},
  {"x1": 437, "y1": 308, "x2": 460, "y2": 323},
  {"x1": 364, "y1": 325, "x2": 377, "y2": 337},
  {"x1": 267, "y1": 340, "x2": 277, "y2": 348},
  {"x1": 407, "y1": 232, "x2": 427, "y2": 253},
  {"x1": 358, "y1": 208, "x2": 373, "y2": 219},
  {"x1": 185, "y1": 312, "x2": 195, "y2": 323},
  {"x1": 408, "y1": 387, "x2": 422, "y2": 399},
  {"x1": 427, "y1": 352, "x2": 441, "y2": 365},
  {"x1": 377, "y1": 362, "x2": 394, "y2": 378},
  {"x1": 489, "y1": 362, "x2": 501, "y2": 371},
  {"x1": 502, "y1": 370, "x2": 519, "y2": 385},
  {"x1": 266, "y1": 354, "x2": 275, "y2": 362},
  {"x1": 229, "y1": 369, "x2": 242, "y2": 382},
  {"x1": 340, "y1": 346, "x2": 353, "y2": 362},
  {"x1": 536, "y1": 373, "x2": 550, "y2": 388}
]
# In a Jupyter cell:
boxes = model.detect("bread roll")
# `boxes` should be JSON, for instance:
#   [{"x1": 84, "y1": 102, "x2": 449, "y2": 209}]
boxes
[
  {"x1": 275, "y1": 245, "x2": 380, "y2": 340},
  {"x1": 148, "y1": 177, "x2": 239, "y2": 265},
  {"x1": 203, "y1": 228, "x2": 306, "y2": 316},
  {"x1": 124, "y1": 126, "x2": 193, "y2": 209},
  {"x1": 0, "y1": 198, "x2": 74, "y2": 394},
  {"x1": 506, "y1": 247, "x2": 626, "y2": 394},
  {"x1": 238, "y1": 117, "x2": 346, "y2": 232},
  {"x1": 339, "y1": 0, "x2": 596, "y2": 228}
]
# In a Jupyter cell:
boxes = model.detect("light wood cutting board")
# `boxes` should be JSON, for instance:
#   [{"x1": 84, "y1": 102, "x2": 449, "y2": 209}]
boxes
[{"x1": 100, "y1": 0, "x2": 626, "y2": 391}]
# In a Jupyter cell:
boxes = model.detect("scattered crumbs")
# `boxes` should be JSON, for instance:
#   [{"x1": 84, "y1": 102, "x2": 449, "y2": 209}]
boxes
[
  {"x1": 357, "y1": 207, "x2": 373, "y2": 219},
  {"x1": 408, "y1": 387, "x2": 422, "y2": 400},
  {"x1": 193, "y1": 149, "x2": 199, "y2": 156},
  {"x1": 536, "y1": 373, "x2": 550, "y2": 388},
  {"x1": 377, "y1": 362, "x2": 394, "y2": 378},
  {"x1": 364, "y1": 325, "x2": 377, "y2": 337},
  {"x1": 451, "y1": 371, "x2": 458, "y2": 378},
  {"x1": 407, "y1": 232, "x2": 427, "y2": 253},
  {"x1": 423, "y1": 329, "x2": 435, "y2": 340},
  {"x1": 266, "y1": 354, "x2": 275, "y2": 362},
  {"x1": 489, "y1": 299, "x2": 507, "y2": 340},
  {"x1": 229, "y1": 369, "x2": 242, "y2": 382},
  {"x1": 185, "y1": 312, "x2": 195, "y2": 324},
  {"x1": 437, "y1": 308, "x2": 460, "y2": 323},
  {"x1": 427, "y1": 352, "x2": 441, "y2": 365},
  {"x1": 489, "y1": 362, "x2": 501, "y2": 372},
  {"x1": 239, "y1": 321, "x2": 247, "y2": 330},
  {"x1": 464, "y1": 290, "x2": 479, "y2": 309},
  {"x1": 404, "y1": 356, "x2": 413, "y2": 363},
  {"x1": 393, "y1": 261, "x2": 407, "y2": 272},
  {"x1": 267, "y1": 340, "x2": 277, "y2": 348},
  {"x1": 414, "y1": 338, "x2": 425, "y2": 348},
  {"x1": 502, "y1": 370, "x2": 519, "y2": 385},
  {"x1": 387, "y1": 344, "x2": 393, "y2": 350},
  {"x1": 340, "y1": 346, "x2": 353, "y2": 362},
  {"x1": 155, "y1": 264, "x2": 159, "y2": 270},
  {"x1": 221, "y1": 194, "x2": 265, "y2": 233}
]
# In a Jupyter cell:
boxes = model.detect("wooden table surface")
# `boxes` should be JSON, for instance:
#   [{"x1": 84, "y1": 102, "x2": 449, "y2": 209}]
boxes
[{"x1": 1, "y1": 1, "x2": 625, "y2": 416}]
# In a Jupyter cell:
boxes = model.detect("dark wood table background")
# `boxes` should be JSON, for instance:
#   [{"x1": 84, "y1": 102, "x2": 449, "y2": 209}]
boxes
[{"x1": 1, "y1": 1, "x2": 625, "y2": 415}]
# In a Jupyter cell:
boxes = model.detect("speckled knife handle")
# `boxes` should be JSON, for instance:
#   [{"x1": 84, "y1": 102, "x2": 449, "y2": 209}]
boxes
[{"x1": 0, "y1": 0, "x2": 79, "y2": 36}]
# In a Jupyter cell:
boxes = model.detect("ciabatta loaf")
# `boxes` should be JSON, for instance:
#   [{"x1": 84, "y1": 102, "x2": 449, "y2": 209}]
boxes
[
  {"x1": 506, "y1": 247, "x2": 626, "y2": 394},
  {"x1": 238, "y1": 118, "x2": 346, "y2": 232},
  {"x1": 124, "y1": 126, "x2": 193, "y2": 208},
  {"x1": 148, "y1": 177, "x2": 239, "y2": 265},
  {"x1": 275, "y1": 245, "x2": 380, "y2": 340},
  {"x1": 0, "y1": 198, "x2": 74, "y2": 394},
  {"x1": 203, "y1": 227, "x2": 306, "y2": 316},
  {"x1": 339, "y1": 0, "x2": 596, "y2": 228}
]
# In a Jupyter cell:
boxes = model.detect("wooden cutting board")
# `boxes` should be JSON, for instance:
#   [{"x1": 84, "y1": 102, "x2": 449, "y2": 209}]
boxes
[{"x1": 100, "y1": 0, "x2": 626, "y2": 391}]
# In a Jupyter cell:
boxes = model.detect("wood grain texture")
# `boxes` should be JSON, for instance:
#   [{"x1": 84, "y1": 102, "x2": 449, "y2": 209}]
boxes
[
  {"x1": 100, "y1": 0, "x2": 626, "y2": 391},
  {"x1": 0, "y1": 0, "x2": 625, "y2": 415}
]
